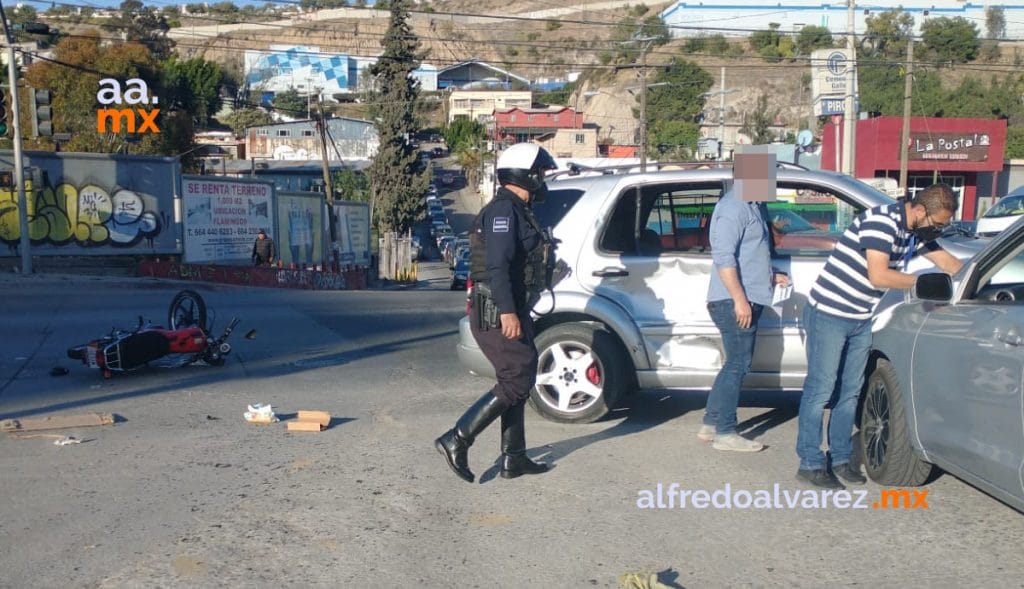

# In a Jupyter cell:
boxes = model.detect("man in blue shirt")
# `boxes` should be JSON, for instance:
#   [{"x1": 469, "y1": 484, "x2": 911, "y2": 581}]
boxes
[{"x1": 700, "y1": 184, "x2": 789, "y2": 452}]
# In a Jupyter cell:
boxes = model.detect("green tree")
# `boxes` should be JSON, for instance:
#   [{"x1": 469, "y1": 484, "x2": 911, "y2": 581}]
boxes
[
  {"x1": 1006, "y1": 127, "x2": 1024, "y2": 160},
  {"x1": 796, "y1": 25, "x2": 833, "y2": 56},
  {"x1": 986, "y1": 6, "x2": 1007, "y2": 39},
  {"x1": 651, "y1": 119, "x2": 700, "y2": 160},
  {"x1": 455, "y1": 145, "x2": 485, "y2": 194},
  {"x1": 162, "y1": 56, "x2": 224, "y2": 128},
  {"x1": 332, "y1": 167, "x2": 369, "y2": 202},
  {"x1": 22, "y1": 34, "x2": 192, "y2": 159},
  {"x1": 364, "y1": 0, "x2": 429, "y2": 233},
  {"x1": 749, "y1": 23, "x2": 781, "y2": 52},
  {"x1": 536, "y1": 80, "x2": 577, "y2": 108},
  {"x1": 857, "y1": 56, "x2": 945, "y2": 117},
  {"x1": 921, "y1": 16, "x2": 980, "y2": 63},
  {"x1": 981, "y1": 6, "x2": 1006, "y2": 61},
  {"x1": 864, "y1": 8, "x2": 914, "y2": 58},
  {"x1": 640, "y1": 58, "x2": 713, "y2": 156},
  {"x1": 740, "y1": 92, "x2": 777, "y2": 144},
  {"x1": 271, "y1": 89, "x2": 307, "y2": 117},
  {"x1": 222, "y1": 108, "x2": 274, "y2": 136},
  {"x1": 102, "y1": 0, "x2": 174, "y2": 60},
  {"x1": 441, "y1": 118, "x2": 485, "y2": 154}
]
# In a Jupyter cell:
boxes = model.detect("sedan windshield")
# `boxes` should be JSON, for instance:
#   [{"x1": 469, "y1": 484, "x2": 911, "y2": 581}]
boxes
[{"x1": 985, "y1": 194, "x2": 1024, "y2": 218}]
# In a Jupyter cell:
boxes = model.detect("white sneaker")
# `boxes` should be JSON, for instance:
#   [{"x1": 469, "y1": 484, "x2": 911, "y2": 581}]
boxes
[
  {"x1": 697, "y1": 424, "x2": 715, "y2": 442},
  {"x1": 712, "y1": 434, "x2": 764, "y2": 452}
]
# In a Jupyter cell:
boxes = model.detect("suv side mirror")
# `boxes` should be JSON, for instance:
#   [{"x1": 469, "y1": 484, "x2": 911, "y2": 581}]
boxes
[{"x1": 913, "y1": 273, "x2": 953, "y2": 302}]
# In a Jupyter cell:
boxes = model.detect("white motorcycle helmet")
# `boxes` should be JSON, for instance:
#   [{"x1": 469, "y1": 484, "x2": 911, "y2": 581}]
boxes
[{"x1": 496, "y1": 143, "x2": 557, "y2": 201}]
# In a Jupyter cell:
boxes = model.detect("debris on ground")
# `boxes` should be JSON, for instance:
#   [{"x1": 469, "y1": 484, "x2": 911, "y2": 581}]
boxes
[
  {"x1": 50, "y1": 366, "x2": 69, "y2": 376},
  {"x1": 243, "y1": 403, "x2": 278, "y2": 424},
  {"x1": 618, "y1": 571, "x2": 671, "y2": 589},
  {"x1": 287, "y1": 410, "x2": 331, "y2": 432},
  {"x1": 54, "y1": 436, "x2": 82, "y2": 446},
  {"x1": 1, "y1": 412, "x2": 115, "y2": 433}
]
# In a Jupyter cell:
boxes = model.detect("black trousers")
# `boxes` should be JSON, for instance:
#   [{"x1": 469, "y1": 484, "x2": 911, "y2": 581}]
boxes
[{"x1": 470, "y1": 306, "x2": 538, "y2": 406}]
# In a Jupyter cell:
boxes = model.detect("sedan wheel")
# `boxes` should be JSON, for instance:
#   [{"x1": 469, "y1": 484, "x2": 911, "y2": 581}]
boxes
[
  {"x1": 530, "y1": 323, "x2": 629, "y2": 423},
  {"x1": 859, "y1": 359, "x2": 933, "y2": 486}
]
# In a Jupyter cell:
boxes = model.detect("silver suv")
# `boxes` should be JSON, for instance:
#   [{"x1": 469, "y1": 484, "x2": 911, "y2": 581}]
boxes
[{"x1": 456, "y1": 166, "x2": 980, "y2": 423}]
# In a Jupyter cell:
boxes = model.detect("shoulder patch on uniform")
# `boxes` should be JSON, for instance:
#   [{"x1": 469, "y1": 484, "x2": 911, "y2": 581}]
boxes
[{"x1": 492, "y1": 216, "x2": 510, "y2": 233}]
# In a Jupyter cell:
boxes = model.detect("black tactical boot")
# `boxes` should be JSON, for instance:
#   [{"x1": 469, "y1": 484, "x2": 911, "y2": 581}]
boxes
[
  {"x1": 499, "y1": 401, "x2": 550, "y2": 479},
  {"x1": 435, "y1": 392, "x2": 508, "y2": 483}
]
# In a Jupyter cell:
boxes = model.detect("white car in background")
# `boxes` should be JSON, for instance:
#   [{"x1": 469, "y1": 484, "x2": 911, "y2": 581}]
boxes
[{"x1": 976, "y1": 186, "x2": 1024, "y2": 236}]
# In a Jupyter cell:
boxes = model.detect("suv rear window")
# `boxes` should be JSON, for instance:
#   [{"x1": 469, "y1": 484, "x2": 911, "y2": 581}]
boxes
[{"x1": 532, "y1": 188, "x2": 585, "y2": 230}]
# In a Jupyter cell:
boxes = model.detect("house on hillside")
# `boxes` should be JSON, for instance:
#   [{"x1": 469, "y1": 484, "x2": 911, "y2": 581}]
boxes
[
  {"x1": 245, "y1": 117, "x2": 378, "y2": 162},
  {"x1": 492, "y1": 106, "x2": 597, "y2": 158},
  {"x1": 448, "y1": 90, "x2": 531, "y2": 124},
  {"x1": 660, "y1": 0, "x2": 1024, "y2": 39}
]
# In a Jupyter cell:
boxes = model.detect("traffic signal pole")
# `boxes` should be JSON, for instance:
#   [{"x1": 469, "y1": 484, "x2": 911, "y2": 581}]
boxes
[{"x1": 0, "y1": 0, "x2": 32, "y2": 274}]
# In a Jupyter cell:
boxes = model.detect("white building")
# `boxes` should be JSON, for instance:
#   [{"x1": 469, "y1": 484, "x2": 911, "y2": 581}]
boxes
[{"x1": 660, "y1": 1, "x2": 1024, "y2": 39}]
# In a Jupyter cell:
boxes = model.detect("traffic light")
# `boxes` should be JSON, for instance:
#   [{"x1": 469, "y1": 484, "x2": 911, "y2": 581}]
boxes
[
  {"x1": 30, "y1": 89, "x2": 52, "y2": 138},
  {"x1": 0, "y1": 88, "x2": 7, "y2": 137}
]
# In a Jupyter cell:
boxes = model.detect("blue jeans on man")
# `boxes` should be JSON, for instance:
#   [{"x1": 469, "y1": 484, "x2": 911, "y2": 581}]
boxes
[
  {"x1": 703, "y1": 299, "x2": 764, "y2": 434},
  {"x1": 796, "y1": 303, "x2": 873, "y2": 471}
]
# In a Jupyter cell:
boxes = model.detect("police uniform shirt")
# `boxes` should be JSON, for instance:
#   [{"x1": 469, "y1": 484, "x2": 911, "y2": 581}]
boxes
[{"x1": 476, "y1": 187, "x2": 544, "y2": 315}]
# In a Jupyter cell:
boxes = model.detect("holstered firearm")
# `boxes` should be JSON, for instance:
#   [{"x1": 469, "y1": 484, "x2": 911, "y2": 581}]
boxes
[{"x1": 472, "y1": 282, "x2": 501, "y2": 330}]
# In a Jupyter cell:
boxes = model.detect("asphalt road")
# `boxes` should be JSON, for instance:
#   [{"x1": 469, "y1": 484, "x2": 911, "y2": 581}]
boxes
[
  {"x1": 3, "y1": 172, "x2": 1024, "y2": 587},
  {"x1": 1, "y1": 272, "x2": 1024, "y2": 588}
]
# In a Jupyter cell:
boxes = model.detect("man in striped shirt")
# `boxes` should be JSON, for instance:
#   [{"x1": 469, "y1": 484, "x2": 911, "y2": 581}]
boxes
[{"x1": 796, "y1": 184, "x2": 963, "y2": 489}]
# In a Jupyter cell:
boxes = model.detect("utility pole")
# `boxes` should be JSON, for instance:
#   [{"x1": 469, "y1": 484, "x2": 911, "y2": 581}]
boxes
[
  {"x1": 638, "y1": 45, "x2": 649, "y2": 173},
  {"x1": 0, "y1": 0, "x2": 31, "y2": 274},
  {"x1": 315, "y1": 95, "x2": 339, "y2": 260},
  {"x1": 315, "y1": 96, "x2": 334, "y2": 204},
  {"x1": 898, "y1": 39, "x2": 914, "y2": 197},
  {"x1": 841, "y1": 0, "x2": 858, "y2": 176},
  {"x1": 718, "y1": 66, "x2": 726, "y2": 154}
]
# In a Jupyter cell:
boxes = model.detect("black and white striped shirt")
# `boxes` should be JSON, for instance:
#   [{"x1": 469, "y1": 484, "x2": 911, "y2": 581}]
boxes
[{"x1": 808, "y1": 203, "x2": 938, "y2": 320}]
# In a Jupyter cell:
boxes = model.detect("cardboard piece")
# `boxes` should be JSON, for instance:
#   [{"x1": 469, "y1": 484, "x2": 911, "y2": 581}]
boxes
[
  {"x1": 1, "y1": 412, "x2": 115, "y2": 433},
  {"x1": 287, "y1": 410, "x2": 331, "y2": 432}
]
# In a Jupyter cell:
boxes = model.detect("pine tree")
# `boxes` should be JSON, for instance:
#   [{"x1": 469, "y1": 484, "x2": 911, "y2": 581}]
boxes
[{"x1": 365, "y1": 0, "x2": 429, "y2": 233}]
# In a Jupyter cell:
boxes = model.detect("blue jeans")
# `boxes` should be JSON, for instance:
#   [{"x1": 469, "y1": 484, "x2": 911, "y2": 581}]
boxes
[
  {"x1": 703, "y1": 299, "x2": 763, "y2": 435},
  {"x1": 796, "y1": 304, "x2": 872, "y2": 470}
]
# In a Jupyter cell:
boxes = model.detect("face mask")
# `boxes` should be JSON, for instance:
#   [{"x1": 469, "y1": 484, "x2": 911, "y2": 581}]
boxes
[{"x1": 912, "y1": 225, "x2": 944, "y2": 243}]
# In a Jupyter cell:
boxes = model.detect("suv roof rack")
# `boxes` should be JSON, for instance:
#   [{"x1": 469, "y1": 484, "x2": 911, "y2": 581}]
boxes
[{"x1": 550, "y1": 159, "x2": 807, "y2": 180}]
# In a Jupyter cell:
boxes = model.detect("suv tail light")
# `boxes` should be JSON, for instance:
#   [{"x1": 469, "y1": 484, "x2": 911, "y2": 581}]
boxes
[{"x1": 465, "y1": 277, "x2": 473, "y2": 315}]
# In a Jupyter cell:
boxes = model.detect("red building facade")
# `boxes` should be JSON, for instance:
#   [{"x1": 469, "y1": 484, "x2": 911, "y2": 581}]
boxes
[
  {"x1": 492, "y1": 107, "x2": 585, "y2": 143},
  {"x1": 822, "y1": 116, "x2": 1007, "y2": 220}
]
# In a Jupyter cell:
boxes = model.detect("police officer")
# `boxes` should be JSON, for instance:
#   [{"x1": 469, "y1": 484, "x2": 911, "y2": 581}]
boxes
[{"x1": 435, "y1": 142, "x2": 558, "y2": 483}]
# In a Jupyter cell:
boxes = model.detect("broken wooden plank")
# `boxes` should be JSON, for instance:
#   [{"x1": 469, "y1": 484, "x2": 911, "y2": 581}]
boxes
[
  {"x1": 287, "y1": 410, "x2": 332, "y2": 432},
  {"x1": 1, "y1": 412, "x2": 115, "y2": 433}
]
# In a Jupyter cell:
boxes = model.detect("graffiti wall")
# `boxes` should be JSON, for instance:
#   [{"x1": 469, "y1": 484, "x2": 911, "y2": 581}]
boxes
[
  {"x1": 0, "y1": 151, "x2": 180, "y2": 255},
  {"x1": 182, "y1": 176, "x2": 275, "y2": 264},
  {"x1": 277, "y1": 192, "x2": 326, "y2": 268}
]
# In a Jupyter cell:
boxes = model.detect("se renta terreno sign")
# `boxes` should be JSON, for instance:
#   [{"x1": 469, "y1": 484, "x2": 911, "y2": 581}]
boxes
[{"x1": 910, "y1": 132, "x2": 991, "y2": 162}]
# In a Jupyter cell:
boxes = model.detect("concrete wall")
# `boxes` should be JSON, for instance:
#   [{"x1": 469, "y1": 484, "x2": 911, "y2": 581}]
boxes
[{"x1": 0, "y1": 151, "x2": 181, "y2": 256}]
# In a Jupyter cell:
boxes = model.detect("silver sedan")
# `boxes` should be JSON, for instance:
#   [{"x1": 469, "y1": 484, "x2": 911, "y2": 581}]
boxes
[{"x1": 865, "y1": 215, "x2": 1024, "y2": 512}]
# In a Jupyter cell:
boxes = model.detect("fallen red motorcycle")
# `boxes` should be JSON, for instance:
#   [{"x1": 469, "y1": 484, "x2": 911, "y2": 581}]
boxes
[{"x1": 67, "y1": 290, "x2": 249, "y2": 378}]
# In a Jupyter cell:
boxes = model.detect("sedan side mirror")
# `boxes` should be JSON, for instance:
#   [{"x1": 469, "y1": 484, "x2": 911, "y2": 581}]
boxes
[{"x1": 913, "y1": 273, "x2": 953, "y2": 302}]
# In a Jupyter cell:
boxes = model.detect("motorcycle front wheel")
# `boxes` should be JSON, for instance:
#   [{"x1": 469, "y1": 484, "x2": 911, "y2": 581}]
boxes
[{"x1": 168, "y1": 290, "x2": 208, "y2": 331}]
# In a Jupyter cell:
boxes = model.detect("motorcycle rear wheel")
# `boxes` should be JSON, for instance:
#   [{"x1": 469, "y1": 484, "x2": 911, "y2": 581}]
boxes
[{"x1": 168, "y1": 290, "x2": 208, "y2": 331}]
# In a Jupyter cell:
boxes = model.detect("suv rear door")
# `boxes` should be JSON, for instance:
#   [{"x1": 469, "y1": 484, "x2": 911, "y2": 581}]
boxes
[{"x1": 574, "y1": 175, "x2": 866, "y2": 390}]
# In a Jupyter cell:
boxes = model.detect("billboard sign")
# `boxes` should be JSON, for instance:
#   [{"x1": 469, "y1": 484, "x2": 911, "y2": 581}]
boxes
[
  {"x1": 182, "y1": 176, "x2": 275, "y2": 264},
  {"x1": 811, "y1": 48, "x2": 859, "y2": 116},
  {"x1": 333, "y1": 201, "x2": 370, "y2": 267}
]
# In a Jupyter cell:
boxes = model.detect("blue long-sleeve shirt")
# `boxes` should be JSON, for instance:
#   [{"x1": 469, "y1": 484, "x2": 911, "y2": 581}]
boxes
[{"x1": 707, "y1": 192, "x2": 773, "y2": 306}]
